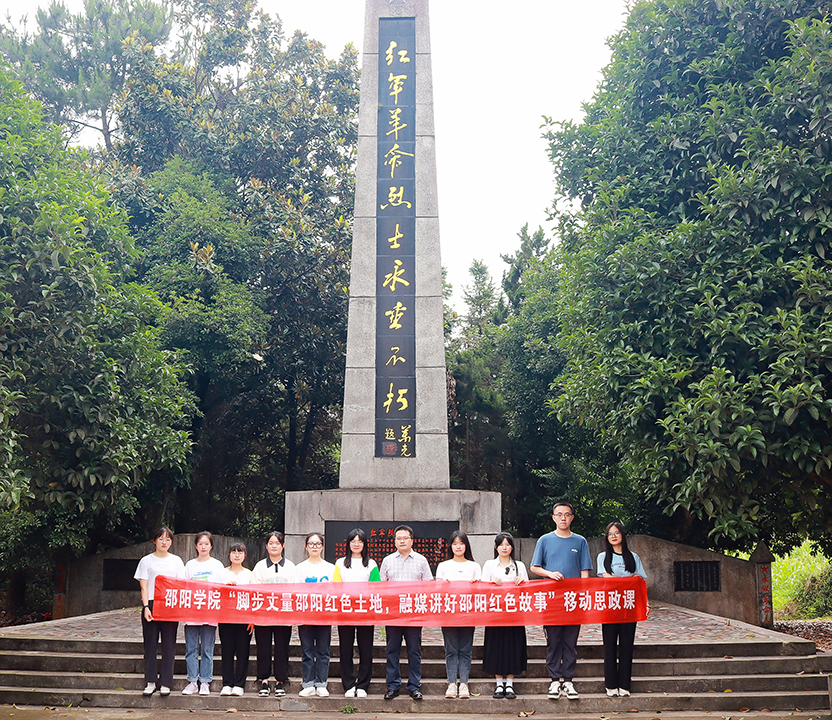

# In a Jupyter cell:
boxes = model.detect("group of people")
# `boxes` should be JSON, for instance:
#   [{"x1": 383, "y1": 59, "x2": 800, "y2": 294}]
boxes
[{"x1": 133, "y1": 501, "x2": 649, "y2": 701}]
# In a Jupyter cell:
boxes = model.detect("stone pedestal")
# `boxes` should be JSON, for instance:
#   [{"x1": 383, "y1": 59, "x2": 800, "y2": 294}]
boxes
[{"x1": 284, "y1": 489, "x2": 500, "y2": 564}]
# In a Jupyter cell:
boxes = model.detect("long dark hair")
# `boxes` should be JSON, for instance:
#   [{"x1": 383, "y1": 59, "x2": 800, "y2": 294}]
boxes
[
  {"x1": 344, "y1": 528, "x2": 370, "y2": 568},
  {"x1": 445, "y1": 530, "x2": 474, "y2": 561},
  {"x1": 603, "y1": 521, "x2": 636, "y2": 574}
]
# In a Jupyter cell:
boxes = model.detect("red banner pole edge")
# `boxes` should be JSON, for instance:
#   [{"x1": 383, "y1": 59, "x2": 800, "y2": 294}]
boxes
[{"x1": 153, "y1": 576, "x2": 647, "y2": 627}]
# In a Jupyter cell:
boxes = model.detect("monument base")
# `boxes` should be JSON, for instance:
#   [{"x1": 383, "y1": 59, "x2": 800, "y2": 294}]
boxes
[{"x1": 284, "y1": 488, "x2": 502, "y2": 566}]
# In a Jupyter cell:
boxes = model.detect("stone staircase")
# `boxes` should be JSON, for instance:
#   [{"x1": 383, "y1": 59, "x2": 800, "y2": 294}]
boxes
[{"x1": 0, "y1": 632, "x2": 828, "y2": 717}]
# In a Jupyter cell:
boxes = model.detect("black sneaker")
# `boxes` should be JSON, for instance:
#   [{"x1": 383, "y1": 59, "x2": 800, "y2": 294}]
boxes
[
  {"x1": 274, "y1": 682, "x2": 286, "y2": 697},
  {"x1": 259, "y1": 680, "x2": 270, "y2": 696}
]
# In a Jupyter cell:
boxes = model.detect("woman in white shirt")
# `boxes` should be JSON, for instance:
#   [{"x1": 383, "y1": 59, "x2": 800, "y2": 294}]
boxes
[
  {"x1": 219, "y1": 542, "x2": 254, "y2": 697},
  {"x1": 134, "y1": 527, "x2": 185, "y2": 697},
  {"x1": 295, "y1": 532, "x2": 337, "y2": 697},
  {"x1": 251, "y1": 531, "x2": 296, "y2": 698},
  {"x1": 481, "y1": 532, "x2": 528, "y2": 700},
  {"x1": 597, "y1": 521, "x2": 650, "y2": 698},
  {"x1": 436, "y1": 531, "x2": 482, "y2": 699},
  {"x1": 182, "y1": 531, "x2": 226, "y2": 696},
  {"x1": 334, "y1": 528, "x2": 379, "y2": 698}
]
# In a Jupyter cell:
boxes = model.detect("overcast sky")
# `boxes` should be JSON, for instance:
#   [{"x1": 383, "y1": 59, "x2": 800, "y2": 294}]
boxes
[{"x1": 2, "y1": 0, "x2": 631, "y2": 309}]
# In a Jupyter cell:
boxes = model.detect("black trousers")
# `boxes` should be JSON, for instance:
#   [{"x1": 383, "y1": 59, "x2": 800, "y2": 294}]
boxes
[
  {"x1": 141, "y1": 600, "x2": 177, "y2": 688},
  {"x1": 544, "y1": 624, "x2": 581, "y2": 681},
  {"x1": 254, "y1": 625, "x2": 291, "y2": 683},
  {"x1": 338, "y1": 625, "x2": 374, "y2": 691},
  {"x1": 219, "y1": 623, "x2": 252, "y2": 688},
  {"x1": 602, "y1": 622, "x2": 637, "y2": 691}
]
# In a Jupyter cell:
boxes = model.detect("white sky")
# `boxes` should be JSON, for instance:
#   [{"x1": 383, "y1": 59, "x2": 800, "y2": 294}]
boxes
[{"x1": 3, "y1": 0, "x2": 630, "y2": 309}]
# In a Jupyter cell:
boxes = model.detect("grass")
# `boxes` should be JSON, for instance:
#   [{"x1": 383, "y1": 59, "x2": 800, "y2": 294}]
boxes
[{"x1": 772, "y1": 540, "x2": 830, "y2": 613}]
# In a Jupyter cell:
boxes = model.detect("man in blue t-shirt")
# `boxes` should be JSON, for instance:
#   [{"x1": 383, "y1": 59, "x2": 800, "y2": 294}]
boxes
[{"x1": 530, "y1": 499, "x2": 592, "y2": 700}]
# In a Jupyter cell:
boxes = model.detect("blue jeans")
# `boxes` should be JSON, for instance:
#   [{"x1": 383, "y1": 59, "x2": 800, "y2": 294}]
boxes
[
  {"x1": 385, "y1": 625, "x2": 421, "y2": 692},
  {"x1": 441, "y1": 626, "x2": 474, "y2": 683},
  {"x1": 185, "y1": 624, "x2": 216, "y2": 683},
  {"x1": 299, "y1": 625, "x2": 331, "y2": 687}
]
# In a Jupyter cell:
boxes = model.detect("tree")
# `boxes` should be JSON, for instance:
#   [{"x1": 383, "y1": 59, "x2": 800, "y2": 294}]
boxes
[
  {"x1": 0, "y1": 65, "x2": 194, "y2": 610},
  {"x1": 107, "y1": 3, "x2": 360, "y2": 533},
  {"x1": 547, "y1": 0, "x2": 832, "y2": 552},
  {"x1": 0, "y1": 0, "x2": 173, "y2": 149}
]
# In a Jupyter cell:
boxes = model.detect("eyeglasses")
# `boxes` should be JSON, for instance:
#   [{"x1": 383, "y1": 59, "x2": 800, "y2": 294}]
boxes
[
  {"x1": 553, "y1": 512, "x2": 573, "y2": 519},
  {"x1": 307, "y1": 542, "x2": 323, "y2": 548}
]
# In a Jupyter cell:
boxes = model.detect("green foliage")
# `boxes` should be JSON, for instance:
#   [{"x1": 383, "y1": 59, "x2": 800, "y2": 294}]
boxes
[
  {"x1": 547, "y1": 0, "x2": 832, "y2": 551},
  {"x1": 772, "y1": 540, "x2": 830, "y2": 612},
  {"x1": 0, "y1": 66, "x2": 193, "y2": 515},
  {"x1": 0, "y1": 65, "x2": 194, "y2": 610},
  {"x1": 0, "y1": 0, "x2": 173, "y2": 149},
  {"x1": 788, "y1": 564, "x2": 832, "y2": 618},
  {"x1": 104, "y1": 4, "x2": 359, "y2": 533}
]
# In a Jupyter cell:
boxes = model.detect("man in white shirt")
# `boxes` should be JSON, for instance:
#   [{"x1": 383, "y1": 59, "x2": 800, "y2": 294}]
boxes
[{"x1": 379, "y1": 525, "x2": 432, "y2": 700}]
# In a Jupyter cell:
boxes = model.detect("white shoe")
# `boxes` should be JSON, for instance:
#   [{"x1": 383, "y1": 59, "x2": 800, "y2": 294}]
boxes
[
  {"x1": 606, "y1": 687, "x2": 619, "y2": 697},
  {"x1": 458, "y1": 682, "x2": 470, "y2": 698},
  {"x1": 547, "y1": 680, "x2": 561, "y2": 698},
  {"x1": 345, "y1": 686, "x2": 356, "y2": 698},
  {"x1": 231, "y1": 686, "x2": 244, "y2": 696},
  {"x1": 220, "y1": 685, "x2": 232, "y2": 696},
  {"x1": 562, "y1": 681, "x2": 579, "y2": 699},
  {"x1": 316, "y1": 686, "x2": 329, "y2": 697},
  {"x1": 182, "y1": 682, "x2": 199, "y2": 695},
  {"x1": 142, "y1": 682, "x2": 156, "y2": 696},
  {"x1": 445, "y1": 682, "x2": 457, "y2": 698},
  {"x1": 299, "y1": 686, "x2": 317, "y2": 697},
  {"x1": 618, "y1": 688, "x2": 630, "y2": 697},
  {"x1": 355, "y1": 688, "x2": 367, "y2": 698},
  {"x1": 159, "y1": 686, "x2": 170, "y2": 696},
  {"x1": 199, "y1": 682, "x2": 210, "y2": 696}
]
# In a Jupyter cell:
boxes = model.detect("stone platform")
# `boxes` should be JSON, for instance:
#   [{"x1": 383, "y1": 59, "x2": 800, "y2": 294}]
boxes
[{"x1": 0, "y1": 601, "x2": 829, "y2": 718}]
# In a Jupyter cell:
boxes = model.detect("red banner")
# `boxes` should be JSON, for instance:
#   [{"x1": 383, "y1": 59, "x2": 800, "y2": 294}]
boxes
[{"x1": 153, "y1": 576, "x2": 647, "y2": 626}]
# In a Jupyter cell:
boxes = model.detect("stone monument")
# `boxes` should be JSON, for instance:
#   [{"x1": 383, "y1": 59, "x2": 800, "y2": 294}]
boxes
[{"x1": 284, "y1": 0, "x2": 501, "y2": 565}]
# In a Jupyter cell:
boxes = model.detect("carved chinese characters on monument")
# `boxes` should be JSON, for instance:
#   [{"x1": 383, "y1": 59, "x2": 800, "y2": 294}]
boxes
[{"x1": 376, "y1": 17, "x2": 416, "y2": 458}]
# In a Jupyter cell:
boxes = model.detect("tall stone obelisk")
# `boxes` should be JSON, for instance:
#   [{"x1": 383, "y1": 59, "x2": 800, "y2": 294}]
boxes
[{"x1": 284, "y1": 0, "x2": 500, "y2": 564}]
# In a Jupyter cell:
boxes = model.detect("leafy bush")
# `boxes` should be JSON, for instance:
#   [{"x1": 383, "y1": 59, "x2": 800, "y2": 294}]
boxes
[{"x1": 789, "y1": 565, "x2": 832, "y2": 619}]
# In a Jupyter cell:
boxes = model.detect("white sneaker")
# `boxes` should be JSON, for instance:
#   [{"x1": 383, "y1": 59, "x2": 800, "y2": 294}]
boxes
[
  {"x1": 356, "y1": 688, "x2": 367, "y2": 698},
  {"x1": 199, "y1": 682, "x2": 210, "y2": 696},
  {"x1": 299, "y1": 686, "x2": 317, "y2": 697},
  {"x1": 159, "y1": 686, "x2": 170, "y2": 696},
  {"x1": 547, "y1": 680, "x2": 561, "y2": 698},
  {"x1": 182, "y1": 682, "x2": 199, "y2": 695},
  {"x1": 606, "y1": 687, "x2": 619, "y2": 697},
  {"x1": 345, "y1": 686, "x2": 357, "y2": 698},
  {"x1": 316, "y1": 686, "x2": 329, "y2": 697},
  {"x1": 220, "y1": 685, "x2": 232, "y2": 696},
  {"x1": 445, "y1": 682, "x2": 457, "y2": 698},
  {"x1": 562, "y1": 681, "x2": 579, "y2": 699},
  {"x1": 142, "y1": 682, "x2": 156, "y2": 696},
  {"x1": 231, "y1": 686, "x2": 244, "y2": 696},
  {"x1": 618, "y1": 688, "x2": 630, "y2": 697},
  {"x1": 458, "y1": 682, "x2": 470, "y2": 698}
]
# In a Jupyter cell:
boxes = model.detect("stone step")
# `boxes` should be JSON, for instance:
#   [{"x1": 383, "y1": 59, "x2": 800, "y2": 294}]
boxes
[
  {"x1": 0, "y1": 669, "x2": 827, "y2": 695},
  {"x1": 0, "y1": 686, "x2": 827, "y2": 712},
  {"x1": 0, "y1": 634, "x2": 819, "y2": 659},
  {"x1": 0, "y1": 649, "x2": 827, "y2": 678}
]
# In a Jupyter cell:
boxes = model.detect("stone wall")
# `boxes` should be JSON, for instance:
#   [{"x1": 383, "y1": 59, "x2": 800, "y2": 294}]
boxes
[{"x1": 65, "y1": 532, "x2": 771, "y2": 626}]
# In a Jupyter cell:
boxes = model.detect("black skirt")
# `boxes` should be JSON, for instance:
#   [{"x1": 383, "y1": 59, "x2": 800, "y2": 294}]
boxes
[{"x1": 483, "y1": 625, "x2": 528, "y2": 676}]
